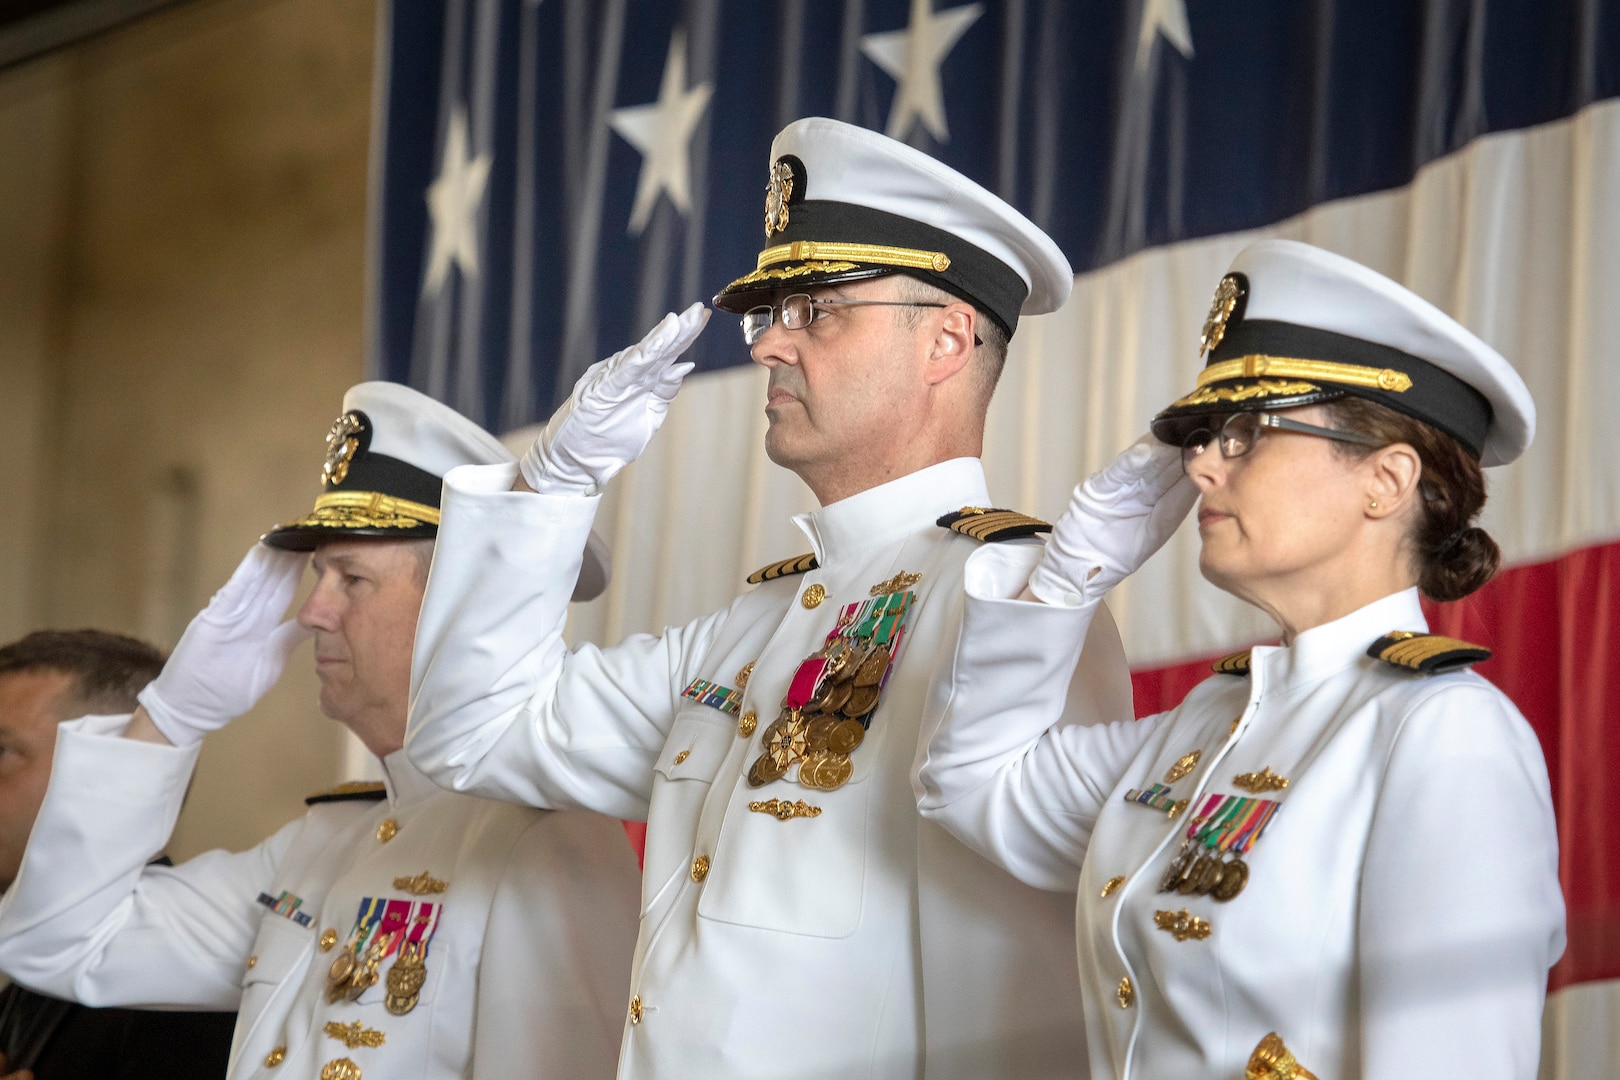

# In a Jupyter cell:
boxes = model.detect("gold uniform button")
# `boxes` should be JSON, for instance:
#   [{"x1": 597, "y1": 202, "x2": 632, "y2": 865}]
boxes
[
  {"x1": 321, "y1": 1059, "x2": 362, "y2": 1080},
  {"x1": 377, "y1": 818, "x2": 398, "y2": 843},
  {"x1": 264, "y1": 1046, "x2": 286, "y2": 1067},
  {"x1": 628, "y1": 994, "x2": 643, "y2": 1025},
  {"x1": 736, "y1": 660, "x2": 755, "y2": 688},
  {"x1": 1116, "y1": 976, "x2": 1134, "y2": 1008},
  {"x1": 673, "y1": 750, "x2": 690, "y2": 765},
  {"x1": 1099, "y1": 875, "x2": 1125, "y2": 898},
  {"x1": 800, "y1": 583, "x2": 826, "y2": 609},
  {"x1": 738, "y1": 711, "x2": 758, "y2": 738},
  {"x1": 245, "y1": 955, "x2": 258, "y2": 969},
  {"x1": 690, "y1": 855, "x2": 711, "y2": 882},
  {"x1": 320, "y1": 928, "x2": 339, "y2": 952}
]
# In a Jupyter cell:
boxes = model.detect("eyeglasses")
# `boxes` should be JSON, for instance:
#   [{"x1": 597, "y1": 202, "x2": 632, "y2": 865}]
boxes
[
  {"x1": 741, "y1": 293, "x2": 951, "y2": 345},
  {"x1": 1180, "y1": 411, "x2": 1383, "y2": 473}
]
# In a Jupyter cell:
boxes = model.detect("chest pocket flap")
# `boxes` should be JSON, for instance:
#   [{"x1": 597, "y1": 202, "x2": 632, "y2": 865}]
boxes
[
  {"x1": 243, "y1": 911, "x2": 313, "y2": 991},
  {"x1": 643, "y1": 710, "x2": 738, "y2": 913},
  {"x1": 654, "y1": 710, "x2": 735, "y2": 782}
]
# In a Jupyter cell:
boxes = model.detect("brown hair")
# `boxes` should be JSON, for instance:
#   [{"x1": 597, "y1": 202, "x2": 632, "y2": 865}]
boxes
[
  {"x1": 1320, "y1": 397, "x2": 1500, "y2": 602},
  {"x1": 0, "y1": 630, "x2": 166, "y2": 715}
]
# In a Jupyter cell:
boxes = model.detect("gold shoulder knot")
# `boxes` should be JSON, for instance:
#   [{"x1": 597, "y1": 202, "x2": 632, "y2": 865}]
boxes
[
  {"x1": 1367, "y1": 630, "x2": 1492, "y2": 674},
  {"x1": 1211, "y1": 649, "x2": 1253, "y2": 676},
  {"x1": 746, "y1": 552, "x2": 819, "y2": 585},
  {"x1": 936, "y1": 506, "x2": 1053, "y2": 543},
  {"x1": 304, "y1": 781, "x2": 387, "y2": 806}
]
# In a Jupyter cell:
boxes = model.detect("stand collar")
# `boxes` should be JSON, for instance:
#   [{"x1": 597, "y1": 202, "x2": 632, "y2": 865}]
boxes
[
  {"x1": 793, "y1": 458, "x2": 990, "y2": 565},
  {"x1": 1250, "y1": 587, "x2": 1428, "y2": 689},
  {"x1": 380, "y1": 746, "x2": 444, "y2": 808}
]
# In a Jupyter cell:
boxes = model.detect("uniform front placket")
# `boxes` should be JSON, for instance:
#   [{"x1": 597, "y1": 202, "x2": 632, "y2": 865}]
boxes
[{"x1": 1111, "y1": 655, "x2": 1269, "y2": 1077}]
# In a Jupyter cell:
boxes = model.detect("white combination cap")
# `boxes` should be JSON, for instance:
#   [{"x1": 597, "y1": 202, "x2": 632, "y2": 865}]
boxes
[
  {"x1": 1152, "y1": 239, "x2": 1535, "y2": 467},
  {"x1": 265, "y1": 381, "x2": 611, "y2": 602},
  {"x1": 712, "y1": 117, "x2": 1073, "y2": 336}
]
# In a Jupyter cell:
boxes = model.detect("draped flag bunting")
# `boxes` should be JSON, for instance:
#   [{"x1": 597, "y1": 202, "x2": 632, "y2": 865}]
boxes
[{"x1": 370, "y1": 2, "x2": 1620, "y2": 1075}]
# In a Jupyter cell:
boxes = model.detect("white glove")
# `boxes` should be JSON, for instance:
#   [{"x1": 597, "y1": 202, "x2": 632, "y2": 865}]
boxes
[
  {"x1": 1027, "y1": 434, "x2": 1199, "y2": 608},
  {"x1": 137, "y1": 544, "x2": 312, "y2": 747},
  {"x1": 520, "y1": 303, "x2": 710, "y2": 495}
]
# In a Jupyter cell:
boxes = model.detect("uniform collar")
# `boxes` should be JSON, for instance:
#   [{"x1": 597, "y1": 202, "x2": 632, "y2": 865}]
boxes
[
  {"x1": 380, "y1": 746, "x2": 444, "y2": 808},
  {"x1": 1250, "y1": 587, "x2": 1428, "y2": 689},
  {"x1": 793, "y1": 458, "x2": 991, "y2": 565}
]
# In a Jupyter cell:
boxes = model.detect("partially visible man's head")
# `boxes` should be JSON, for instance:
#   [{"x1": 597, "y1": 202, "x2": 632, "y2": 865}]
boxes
[
  {"x1": 0, "y1": 630, "x2": 165, "y2": 888},
  {"x1": 296, "y1": 538, "x2": 433, "y2": 758}
]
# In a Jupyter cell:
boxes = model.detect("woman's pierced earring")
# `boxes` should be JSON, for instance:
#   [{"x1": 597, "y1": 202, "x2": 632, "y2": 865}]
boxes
[{"x1": 1368, "y1": 500, "x2": 1380, "y2": 510}]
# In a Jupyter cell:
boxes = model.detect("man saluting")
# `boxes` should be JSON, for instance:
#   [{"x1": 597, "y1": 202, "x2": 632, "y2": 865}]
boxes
[
  {"x1": 408, "y1": 119, "x2": 1131, "y2": 1079},
  {"x1": 0, "y1": 383, "x2": 639, "y2": 1080}
]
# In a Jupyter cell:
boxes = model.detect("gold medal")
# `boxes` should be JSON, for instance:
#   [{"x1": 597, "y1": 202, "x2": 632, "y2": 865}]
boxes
[
  {"x1": 328, "y1": 949, "x2": 356, "y2": 985},
  {"x1": 326, "y1": 950, "x2": 357, "y2": 1003},
  {"x1": 798, "y1": 749, "x2": 828, "y2": 789},
  {"x1": 805, "y1": 716, "x2": 837, "y2": 752},
  {"x1": 1185, "y1": 854, "x2": 1211, "y2": 893},
  {"x1": 1211, "y1": 856, "x2": 1249, "y2": 902},
  {"x1": 748, "y1": 753, "x2": 786, "y2": 787},
  {"x1": 1193, "y1": 854, "x2": 1226, "y2": 895},
  {"x1": 763, "y1": 712, "x2": 807, "y2": 769},
  {"x1": 827, "y1": 719, "x2": 865, "y2": 754},
  {"x1": 821, "y1": 642, "x2": 857, "y2": 680},
  {"x1": 385, "y1": 943, "x2": 427, "y2": 1015},
  {"x1": 819, "y1": 679, "x2": 853, "y2": 714},
  {"x1": 815, "y1": 752, "x2": 853, "y2": 791},
  {"x1": 853, "y1": 644, "x2": 890, "y2": 687},
  {"x1": 843, "y1": 685, "x2": 880, "y2": 718}
]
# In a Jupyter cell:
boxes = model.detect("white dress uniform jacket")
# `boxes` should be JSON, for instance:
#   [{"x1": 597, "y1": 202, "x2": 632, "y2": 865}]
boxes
[
  {"x1": 916, "y1": 549, "x2": 1565, "y2": 1080},
  {"x1": 0, "y1": 713, "x2": 640, "y2": 1080},
  {"x1": 407, "y1": 457, "x2": 1134, "y2": 1080}
]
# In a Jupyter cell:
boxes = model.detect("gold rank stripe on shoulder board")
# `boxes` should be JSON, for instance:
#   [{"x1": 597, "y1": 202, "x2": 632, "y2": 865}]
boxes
[
  {"x1": 1211, "y1": 649, "x2": 1253, "y2": 676},
  {"x1": 935, "y1": 506, "x2": 1053, "y2": 542},
  {"x1": 1367, "y1": 630, "x2": 1492, "y2": 674},
  {"x1": 305, "y1": 781, "x2": 387, "y2": 806},
  {"x1": 747, "y1": 552, "x2": 819, "y2": 585}
]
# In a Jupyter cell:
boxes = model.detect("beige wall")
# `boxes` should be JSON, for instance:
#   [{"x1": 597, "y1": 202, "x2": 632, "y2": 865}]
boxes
[{"x1": 0, "y1": 0, "x2": 377, "y2": 859}]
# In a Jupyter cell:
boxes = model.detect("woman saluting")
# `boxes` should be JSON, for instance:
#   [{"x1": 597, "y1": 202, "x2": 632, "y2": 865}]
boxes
[{"x1": 916, "y1": 240, "x2": 1564, "y2": 1079}]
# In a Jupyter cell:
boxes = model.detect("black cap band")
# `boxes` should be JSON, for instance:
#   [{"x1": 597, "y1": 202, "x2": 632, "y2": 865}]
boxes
[
  {"x1": 714, "y1": 199, "x2": 1029, "y2": 337},
  {"x1": 1153, "y1": 318, "x2": 1494, "y2": 457}
]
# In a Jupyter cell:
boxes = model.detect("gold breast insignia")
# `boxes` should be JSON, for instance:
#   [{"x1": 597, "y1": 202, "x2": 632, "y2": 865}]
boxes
[
  {"x1": 1233, "y1": 767, "x2": 1289, "y2": 794},
  {"x1": 392, "y1": 871, "x2": 448, "y2": 896}
]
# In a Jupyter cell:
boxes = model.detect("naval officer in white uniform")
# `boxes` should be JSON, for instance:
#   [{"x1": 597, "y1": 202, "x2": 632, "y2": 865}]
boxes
[
  {"x1": 0, "y1": 383, "x2": 640, "y2": 1080},
  {"x1": 916, "y1": 240, "x2": 1565, "y2": 1079},
  {"x1": 406, "y1": 118, "x2": 1134, "y2": 1078}
]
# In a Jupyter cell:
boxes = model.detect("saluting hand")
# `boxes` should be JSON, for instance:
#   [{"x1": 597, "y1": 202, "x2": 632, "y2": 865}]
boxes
[
  {"x1": 1027, "y1": 434, "x2": 1199, "y2": 608},
  {"x1": 519, "y1": 303, "x2": 710, "y2": 495},
  {"x1": 135, "y1": 543, "x2": 312, "y2": 747}
]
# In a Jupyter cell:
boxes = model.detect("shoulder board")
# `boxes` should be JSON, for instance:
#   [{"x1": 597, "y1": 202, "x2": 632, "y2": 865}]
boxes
[
  {"x1": 746, "y1": 552, "x2": 819, "y2": 586},
  {"x1": 1211, "y1": 649, "x2": 1252, "y2": 676},
  {"x1": 1367, "y1": 631, "x2": 1492, "y2": 675},
  {"x1": 305, "y1": 781, "x2": 387, "y2": 806},
  {"x1": 936, "y1": 507, "x2": 1053, "y2": 543}
]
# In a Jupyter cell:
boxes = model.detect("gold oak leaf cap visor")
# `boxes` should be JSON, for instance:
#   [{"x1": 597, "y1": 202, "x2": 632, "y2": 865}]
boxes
[
  {"x1": 1151, "y1": 239, "x2": 1536, "y2": 467},
  {"x1": 262, "y1": 381, "x2": 611, "y2": 603},
  {"x1": 712, "y1": 117, "x2": 1074, "y2": 337}
]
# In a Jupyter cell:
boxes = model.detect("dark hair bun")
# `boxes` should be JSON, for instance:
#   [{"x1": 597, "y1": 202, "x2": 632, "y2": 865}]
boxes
[{"x1": 1419, "y1": 526, "x2": 1500, "y2": 602}]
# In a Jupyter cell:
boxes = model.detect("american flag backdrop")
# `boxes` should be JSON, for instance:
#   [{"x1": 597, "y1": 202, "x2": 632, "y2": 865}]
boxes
[{"x1": 368, "y1": 2, "x2": 1620, "y2": 1074}]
